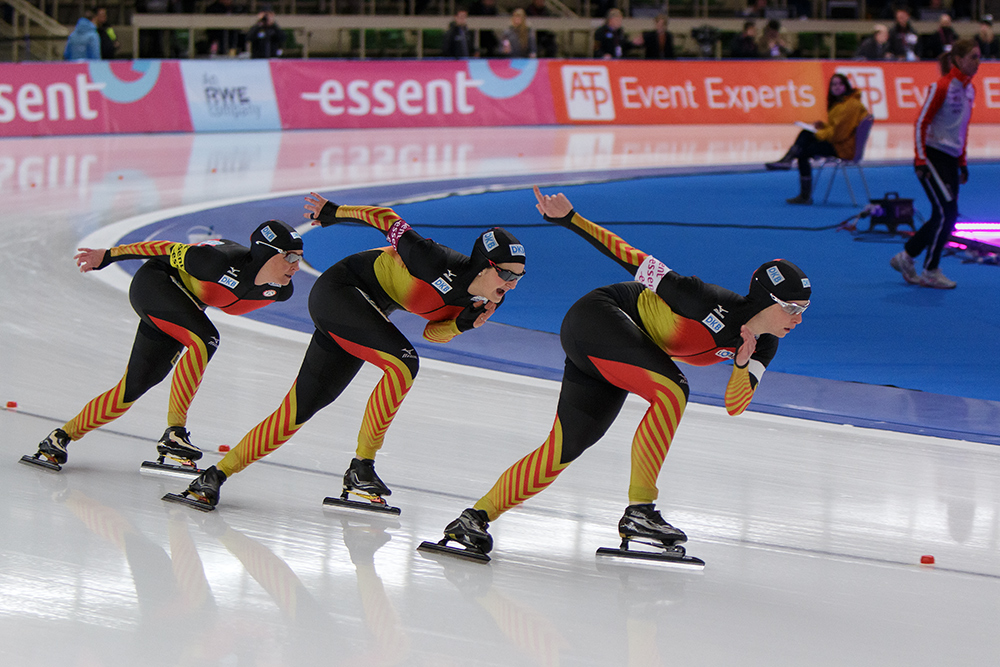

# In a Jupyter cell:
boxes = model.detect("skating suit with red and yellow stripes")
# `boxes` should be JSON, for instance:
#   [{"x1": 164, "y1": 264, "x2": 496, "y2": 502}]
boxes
[
  {"x1": 218, "y1": 206, "x2": 494, "y2": 477},
  {"x1": 62, "y1": 239, "x2": 293, "y2": 441},
  {"x1": 475, "y1": 211, "x2": 777, "y2": 519}
]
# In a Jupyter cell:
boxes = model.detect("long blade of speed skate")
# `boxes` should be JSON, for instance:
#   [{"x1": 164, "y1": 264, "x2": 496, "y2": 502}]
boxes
[
  {"x1": 417, "y1": 540, "x2": 490, "y2": 564},
  {"x1": 596, "y1": 546, "x2": 705, "y2": 571},
  {"x1": 162, "y1": 492, "x2": 216, "y2": 512},
  {"x1": 19, "y1": 454, "x2": 62, "y2": 472},
  {"x1": 140, "y1": 460, "x2": 203, "y2": 480},
  {"x1": 322, "y1": 496, "x2": 401, "y2": 516}
]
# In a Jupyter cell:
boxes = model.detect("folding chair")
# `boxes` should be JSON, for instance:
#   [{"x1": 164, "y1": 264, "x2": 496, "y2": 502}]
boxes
[{"x1": 815, "y1": 114, "x2": 874, "y2": 206}]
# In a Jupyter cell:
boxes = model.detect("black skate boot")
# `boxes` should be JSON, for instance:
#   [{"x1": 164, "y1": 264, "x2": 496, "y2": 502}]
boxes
[
  {"x1": 418, "y1": 508, "x2": 493, "y2": 563},
  {"x1": 322, "y1": 458, "x2": 400, "y2": 516},
  {"x1": 20, "y1": 428, "x2": 71, "y2": 472},
  {"x1": 140, "y1": 426, "x2": 204, "y2": 478},
  {"x1": 596, "y1": 504, "x2": 704, "y2": 570},
  {"x1": 162, "y1": 465, "x2": 226, "y2": 512},
  {"x1": 618, "y1": 503, "x2": 687, "y2": 547},
  {"x1": 156, "y1": 426, "x2": 203, "y2": 462}
]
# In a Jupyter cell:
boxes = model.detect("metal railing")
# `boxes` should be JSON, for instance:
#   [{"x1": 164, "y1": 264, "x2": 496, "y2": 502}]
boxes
[
  {"x1": 2, "y1": 0, "x2": 70, "y2": 60},
  {"x1": 130, "y1": 13, "x2": 989, "y2": 60}
]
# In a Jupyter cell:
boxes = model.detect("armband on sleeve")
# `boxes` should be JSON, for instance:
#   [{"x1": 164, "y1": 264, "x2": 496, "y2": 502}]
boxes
[
  {"x1": 386, "y1": 220, "x2": 412, "y2": 249},
  {"x1": 634, "y1": 256, "x2": 670, "y2": 291},
  {"x1": 423, "y1": 319, "x2": 461, "y2": 344},
  {"x1": 169, "y1": 244, "x2": 188, "y2": 270}
]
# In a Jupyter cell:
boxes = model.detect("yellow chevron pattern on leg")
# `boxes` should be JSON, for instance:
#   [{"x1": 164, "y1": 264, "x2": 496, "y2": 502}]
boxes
[
  {"x1": 474, "y1": 417, "x2": 569, "y2": 520},
  {"x1": 62, "y1": 375, "x2": 135, "y2": 440},
  {"x1": 628, "y1": 380, "x2": 687, "y2": 505},
  {"x1": 356, "y1": 352, "x2": 415, "y2": 460},
  {"x1": 167, "y1": 339, "x2": 211, "y2": 427},
  {"x1": 217, "y1": 382, "x2": 304, "y2": 477}
]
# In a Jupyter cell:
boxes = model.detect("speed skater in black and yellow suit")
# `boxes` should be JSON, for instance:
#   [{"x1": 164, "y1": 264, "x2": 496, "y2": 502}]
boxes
[
  {"x1": 23, "y1": 221, "x2": 303, "y2": 471},
  {"x1": 432, "y1": 186, "x2": 812, "y2": 559},
  {"x1": 173, "y1": 192, "x2": 527, "y2": 509}
]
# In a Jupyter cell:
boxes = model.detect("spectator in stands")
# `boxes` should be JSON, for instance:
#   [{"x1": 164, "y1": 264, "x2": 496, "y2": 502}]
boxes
[
  {"x1": 500, "y1": 9, "x2": 537, "y2": 58},
  {"x1": 922, "y1": 13, "x2": 957, "y2": 60},
  {"x1": 443, "y1": 9, "x2": 474, "y2": 58},
  {"x1": 246, "y1": 9, "x2": 284, "y2": 58},
  {"x1": 741, "y1": 0, "x2": 768, "y2": 18},
  {"x1": 730, "y1": 21, "x2": 760, "y2": 58},
  {"x1": 976, "y1": 17, "x2": 999, "y2": 60},
  {"x1": 855, "y1": 24, "x2": 893, "y2": 60},
  {"x1": 642, "y1": 14, "x2": 675, "y2": 60},
  {"x1": 206, "y1": 0, "x2": 245, "y2": 56},
  {"x1": 758, "y1": 19, "x2": 789, "y2": 58},
  {"x1": 525, "y1": 0, "x2": 557, "y2": 57},
  {"x1": 136, "y1": 0, "x2": 170, "y2": 58},
  {"x1": 888, "y1": 7, "x2": 919, "y2": 61},
  {"x1": 469, "y1": 0, "x2": 500, "y2": 58},
  {"x1": 593, "y1": 8, "x2": 640, "y2": 59},
  {"x1": 93, "y1": 7, "x2": 118, "y2": 60},
  {"x1": 765, "y1": 73, "x2": 869, "y2": 205},
  {"x1": 64, "y1": 10, "x2": 101, "y2": 60}
]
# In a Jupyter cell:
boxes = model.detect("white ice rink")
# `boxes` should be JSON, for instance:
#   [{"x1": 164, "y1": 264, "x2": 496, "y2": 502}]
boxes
[{"x1": 3, "y1": 126, "x2": 1000, "y2": 667}]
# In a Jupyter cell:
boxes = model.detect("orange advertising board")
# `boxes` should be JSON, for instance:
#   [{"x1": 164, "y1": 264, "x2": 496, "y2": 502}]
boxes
[{"x1": 549, "y1": 60, "x2": 1000, "y2": 125}]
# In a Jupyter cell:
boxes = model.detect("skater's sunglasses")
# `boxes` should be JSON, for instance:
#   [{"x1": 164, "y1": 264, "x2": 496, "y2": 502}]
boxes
[
  {"x1": 770, "y1": 293, "x2": 809, "y2": 316},
  {"x1": 489, "y1": 260, "x2": 526, "y2": 283},
  {"x1": 256, "y1": 241, "x2": 304, "y2": 264}
]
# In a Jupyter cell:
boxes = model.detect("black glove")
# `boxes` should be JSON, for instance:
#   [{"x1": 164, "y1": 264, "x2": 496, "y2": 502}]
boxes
[
  {"x1": 456, "y1": 300, "x2": 488, "y2": 332},
  {"x1": 542, "y1": 209, "x2": 576, "y2": 227},
  {"x1": 315, "y1": 201, "x2": 340, "y2": 227}
]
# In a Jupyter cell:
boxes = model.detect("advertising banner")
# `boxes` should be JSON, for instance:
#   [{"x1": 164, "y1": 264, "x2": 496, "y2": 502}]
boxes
[
  {"x1": 3, "y1": 59, "x2": 998, "y2": 137},
  {"x1": 549, "y1": 60, "x2": 1000, "y2": 126},
  {"x1": 0, "y1": 61, "x2": 191, "y2": 136},
  {"x1": 179, "y1": 60, "x2": 282, "y2": 132},
  {"x1": 270, "y1": 59, "x2": 556, "y2": 129}
]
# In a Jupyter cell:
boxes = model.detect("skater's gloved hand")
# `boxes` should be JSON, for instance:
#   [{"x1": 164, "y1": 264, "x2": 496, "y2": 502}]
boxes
[
  {"x1": 959, "y1": 164, "x2": 969, "y2": 184},
  {"x1": 456, "y1": 299, "x2": 497, "y2": 332},
  {"x1": 735, "y1": 325, "x2": 757, "y2": 367},
  {"x1": 75, "y1": 247, "x2": 109, "y2": 272},
  {"x1": 305, "y1": 192, "x2": 340, "y2": 227},
  {"x1": 533, "y1": 185, "x2": 575, "y2": 225}
]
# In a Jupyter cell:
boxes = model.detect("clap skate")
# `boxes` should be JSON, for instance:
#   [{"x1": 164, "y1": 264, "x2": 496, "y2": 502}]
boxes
[
  {"x1": 596, "y1": 504, "x2": 705, "y2": 570},
  {"x1": 140, "y1": 427, "x2": 205, "y2": 479},
  {"x1": 162, "y1": 465, "x2": 226, "y2": 513},
  {"x1": 417, "y1": 508, "x2": 493, "y2": 563},
  {"x1": 323, "y1": 458, "x2": 401, "y2": 516},
  {"x1": 20, "y1": 428, "x2": 71, "y2": 472}
]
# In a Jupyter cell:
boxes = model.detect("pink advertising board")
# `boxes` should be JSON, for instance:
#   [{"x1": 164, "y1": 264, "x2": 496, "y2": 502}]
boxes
[
  {"x1": 0, "y1": 61, "x2": 191, "y2": 137},
  {"x1": 270, "y1": 59, "x2": 556, "y2": 129}
]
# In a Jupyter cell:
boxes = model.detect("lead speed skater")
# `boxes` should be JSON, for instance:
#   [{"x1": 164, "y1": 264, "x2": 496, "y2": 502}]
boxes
[{"x1": 422, "y1": 186, "x2": 811, "y2": 566}]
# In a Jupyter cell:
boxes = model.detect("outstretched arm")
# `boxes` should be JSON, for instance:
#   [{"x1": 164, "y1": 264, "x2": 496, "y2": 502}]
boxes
[
  {"x1": 533, "y1": 186, "x2": 650, "y2": 275},
  {"x1": 76, "y1": 240, "x2": 185, "y2": 272},
  {"x1": 305, "y1": 192, "x2": 412, "y2": 249}
]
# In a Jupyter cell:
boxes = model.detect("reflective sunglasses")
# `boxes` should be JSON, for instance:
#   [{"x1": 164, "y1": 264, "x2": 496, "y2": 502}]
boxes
[
  {"x1": 489, "y1": 260, "x2": 526, "y2": 283},
  {"x1": 770, "y1": 293, "x2": 809, "y2": 316},
  {"x1": 256, "y1": 241, "x2": 303, "y2": 264}
]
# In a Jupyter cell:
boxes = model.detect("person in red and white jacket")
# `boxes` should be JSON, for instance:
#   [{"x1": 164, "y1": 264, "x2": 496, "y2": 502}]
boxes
[{"x1": 890, "y1": 39, "x2": 981, "y2": 289}]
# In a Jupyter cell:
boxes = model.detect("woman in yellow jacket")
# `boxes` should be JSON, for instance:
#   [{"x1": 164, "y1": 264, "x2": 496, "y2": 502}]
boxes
[{"x1": 766, "y1": 73, "x2": 870, "y2": 204}]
